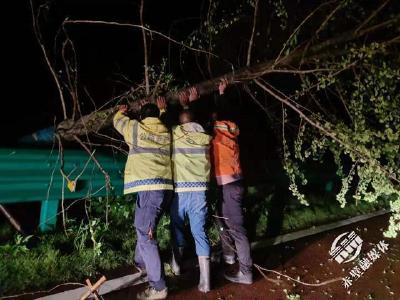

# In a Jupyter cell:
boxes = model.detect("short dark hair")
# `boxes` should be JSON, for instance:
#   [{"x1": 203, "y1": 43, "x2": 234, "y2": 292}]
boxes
[
  {"x1": 140, "y1": 103, "x2": 160, "y2": 120},
  {"x1": 179, "y1": 109, "x2": 195, "y2": 124}
]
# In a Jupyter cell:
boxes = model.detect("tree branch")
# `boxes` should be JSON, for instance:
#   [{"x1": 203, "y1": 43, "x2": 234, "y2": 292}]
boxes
[
  {"x1": 246, "y1": 0, "x2": 259, "y2": 66},
  {"x1": 63, "y1": 19, "x2": 217, "y2": 57},
  {"x1": 254, "y1": 78, "x2": 399, "y2": 184},
  {"x1": 140, "y1": 0, "x2": 150, "y2": 95},
  {"x1": 56, "y1": 17, "x2": 397, "y2": 140},
  {"x1": 30, "y1": 0, "x2": 67, "y2": 119}
]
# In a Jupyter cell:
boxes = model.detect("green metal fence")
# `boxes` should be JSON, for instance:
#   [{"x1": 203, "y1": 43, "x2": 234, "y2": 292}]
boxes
[{"x1": 0, "y1": 148, "x2": 125, "y2": 231}]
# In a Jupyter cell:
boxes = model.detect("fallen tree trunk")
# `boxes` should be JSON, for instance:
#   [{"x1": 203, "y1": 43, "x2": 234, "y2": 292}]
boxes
[
  {"x1": 56, "y1": 18, "x2": 398, "y2": 141},
  {"x1": 56, "y1": 55, "x2": 291, "y2": 140}
]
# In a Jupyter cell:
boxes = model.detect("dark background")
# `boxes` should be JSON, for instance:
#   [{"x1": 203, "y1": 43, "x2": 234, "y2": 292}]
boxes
[
  {"x1": 2, "y1": 0, "x2": 200, "y2": 141},
  {"x1": 2, "y1": 0, "x2": 281, "y2": 184}
]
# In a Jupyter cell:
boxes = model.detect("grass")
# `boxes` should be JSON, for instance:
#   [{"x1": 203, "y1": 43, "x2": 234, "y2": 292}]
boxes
[{"x1": 0, "y1": 184, "x2": 391, "y2": 296}]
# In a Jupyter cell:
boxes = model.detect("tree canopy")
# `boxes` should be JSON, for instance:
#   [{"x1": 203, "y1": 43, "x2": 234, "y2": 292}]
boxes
[{"x1": 31, "y1": 0, "x2": 400, "y2": 237}]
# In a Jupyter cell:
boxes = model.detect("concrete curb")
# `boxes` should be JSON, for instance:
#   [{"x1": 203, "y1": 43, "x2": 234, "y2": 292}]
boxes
[
  {"x1": 251, "y1": 209, "x2": 389, "y2": 249},
  {"x1": 36, "y1": 273, "x2": 147, "y2": 300}
]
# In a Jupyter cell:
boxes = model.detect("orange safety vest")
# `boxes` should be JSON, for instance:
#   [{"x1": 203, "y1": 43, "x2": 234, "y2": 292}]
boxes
[{"x1": 211, "y1": 120, "x2": 242, "y2": 185}]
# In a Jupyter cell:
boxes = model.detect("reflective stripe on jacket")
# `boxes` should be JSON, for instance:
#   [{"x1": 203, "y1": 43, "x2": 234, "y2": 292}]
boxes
[
  {"x1": 212, "y1": 120, "x2": 242, "y2": 185},
  {"x1": 113, "y1": 111, "x2": 173, "y2": 194},
  {"x1": 172, "y1": 122, "x2": 212, "y2": 192}
]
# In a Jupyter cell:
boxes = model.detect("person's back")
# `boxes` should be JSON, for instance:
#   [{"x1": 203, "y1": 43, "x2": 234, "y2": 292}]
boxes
[
  {"x1": 172, "y1": 120, "x2": 211, "y2": 192},
  {"x1": 210, "y1": 79, "x2": 253, "y2": 285},
  {"x1": 114, "y1": 104, "x2": 173, "y2": 194},
  {"x1": 113, "y1": 101, "x2": 172, "y2": 300},
  {"x1": 168, "y1": 90, "x2": 212, "y2": 293},
  {"x1": 212, "y1": 120, "x2": 242, "y2": 185}
]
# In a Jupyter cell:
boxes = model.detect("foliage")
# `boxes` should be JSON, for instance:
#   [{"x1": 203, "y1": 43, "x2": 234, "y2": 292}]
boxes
[
  {"x1": 0, "y1": 234, "x2": 33, "y2": 256},
  {"x1": 0, "y1": 196, "x2": 135, "y2": 294},
  {"x1": 124, "y1": 58, "x2": 177, "y2": 103},
  {"x1": 286, "y1": 40, "x2": 400, "y2": 237},
  {"x1": 250, "y1": 0, "x2": 400, "y2": 237},
  {"x1": 1, "y1": 182, "x2": 390, "y2": 295},
  {"x1": 179, "y1": 0, "x2": 400, "y2": 238},
  {"x1": 14, "y1": 0, "x2": 399, "y2": 295}
]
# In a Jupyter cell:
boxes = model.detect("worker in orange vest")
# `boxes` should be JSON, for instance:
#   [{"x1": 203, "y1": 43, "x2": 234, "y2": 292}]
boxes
[{"x1": 211, "y1": 78, "x2": 253, "y2": 284}]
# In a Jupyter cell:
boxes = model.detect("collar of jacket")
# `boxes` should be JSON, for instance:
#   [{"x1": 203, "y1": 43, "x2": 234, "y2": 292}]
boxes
[
  {"x1": 181, "y1": 122, "x2": 205, "y2": 133},
  {"x1": 214, "y1": 120, "x2": 239, "y2": 139},
  {"x1": 141, "y1": 117, "x2": 163, "y2": 125}
]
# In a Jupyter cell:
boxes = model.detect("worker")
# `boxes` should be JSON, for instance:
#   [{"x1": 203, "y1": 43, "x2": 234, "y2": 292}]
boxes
[
  {"x1": 211, "y1": 79, "x2": 253, "y2": 284},
  {"x1": 158, "y1": 88, "x2": 212, "y2": 293},
  {"x1": 113, "y1": 99, "x2": 172, "y2": 300}
]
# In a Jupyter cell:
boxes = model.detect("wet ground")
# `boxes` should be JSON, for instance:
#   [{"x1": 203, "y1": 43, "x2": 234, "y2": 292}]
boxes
[
  {"x1": 106, "y1": 214, "x2": 399, "y2": 300},
  {"x1": 5, "y1": 214, "x2": 398, "y2": 300}
]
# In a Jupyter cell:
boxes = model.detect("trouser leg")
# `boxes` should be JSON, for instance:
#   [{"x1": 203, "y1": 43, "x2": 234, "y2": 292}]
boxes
[
  {"x1": 134, "y1": 190, "x2": 170, "y2": 291},
  {"x1": 169, "y1": 193, "x2": 186, "y2": 275},
  {"x1": 217, "y1": 187, "x2": 236, "y2": 260},
  {"x1": 221, "y1": 181, "x2": 252, "y2": 274},
  {"x1": 170, "y1": 193, "x2": 187, "y2": 249},
  {"x1": 134, "y1": 242, "x2": 146, "y2": 270},
  {"x1": 187, "y1": 191, "x2": 210, "y2": 257}
]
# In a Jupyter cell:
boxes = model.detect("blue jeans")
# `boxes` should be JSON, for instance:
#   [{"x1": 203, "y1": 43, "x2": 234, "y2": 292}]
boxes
[
  {"x1": 170, "y1": 191, "x2": 210, "y2": 257},
  {"x1": 134, "y1": 190, "x2": 172, "y2": 291}
]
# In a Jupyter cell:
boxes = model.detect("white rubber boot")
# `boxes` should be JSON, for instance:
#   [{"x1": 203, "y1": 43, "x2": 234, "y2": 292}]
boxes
[{"x1": 198, "y1": 256, "x2": 211, "y2": 293}]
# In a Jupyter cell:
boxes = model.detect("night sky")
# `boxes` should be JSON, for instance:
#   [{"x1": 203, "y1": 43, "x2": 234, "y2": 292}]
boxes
[
  {"x1": 2, "y1": 0, "x2": 278, "y2": 183},
  {"x1": 2, "y1": 0, "x2": 206, "y2": 143}
]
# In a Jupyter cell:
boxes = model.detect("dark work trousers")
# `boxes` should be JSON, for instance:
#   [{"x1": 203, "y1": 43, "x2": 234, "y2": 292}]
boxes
[
  {"x1": 134, "y1": 190, "x2": 172, "y2": 291},
  {"x1": 217, "y1": 180, "x2": 252, "y2": 274}
]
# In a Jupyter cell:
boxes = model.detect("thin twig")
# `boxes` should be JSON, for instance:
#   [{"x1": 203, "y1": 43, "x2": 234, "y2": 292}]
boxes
[
  {"x1": 254, "y1": 264, "x2": 342, "y2": 287},
  {"x1": 73, "y1": 135, "x2": 111, "y2": 190},
  {"x1": 73, "y1": 135, "x2": 112, "y2": 226},
  {"x1": 30, "y1": 0, "x2": 67, "y2": 119},
  {"x1": 0, "y1": 205, "x2": 24, "y2": 233},
  {"x1": 0, "y1": 283, "x2": 86, "y2": 299},
  {"x1": 254, "y1": 78, "x2": 399, "y2": 184},
  {"x1": 140, "y1": 0, "x2": 150, "y2": 95},
  {"x1": 55, "y1": 134, "x2": 68, "y2": 234},
  {"x1": 37, "y1": 185, "x2": 106, "y2": 229},
  {"x1": 316, "y1": 1, "x2": 343, "y2": 36},
  {"x1": 246, "y1": 0, "x2": 259, "y2": 67},
  {"x1": 275, "y1": 0, "x2": 336, "y2": 65},
  {"x1": 355, "y1": 0, "x2": 391, "y2": 33},
  {"x1": 63, "y1": 19, "x2": 217, "y2": 57}
]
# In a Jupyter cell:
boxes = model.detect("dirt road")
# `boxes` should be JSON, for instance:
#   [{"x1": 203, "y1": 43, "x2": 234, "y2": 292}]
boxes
[{"x1": 106, "y1": 214, "x2": 399, "y2": 300}]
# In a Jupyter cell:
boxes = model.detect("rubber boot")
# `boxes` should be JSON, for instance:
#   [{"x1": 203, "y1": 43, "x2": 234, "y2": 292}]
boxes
[
  {"x1": 171, "y1": 247, "x2": 184, "y2": 275},
  {"x1": 198, "y1": 256, "x2": 211, "y2": 293},
  {"x1": 223, "y1": 254, "x2": 236, "y2": 265},
  {"x1": 136, "y1": 286, "x2": 168, "y2": 300},
  {"x1": 224, "y1": 270, "x2": 253, "y2": 284}
]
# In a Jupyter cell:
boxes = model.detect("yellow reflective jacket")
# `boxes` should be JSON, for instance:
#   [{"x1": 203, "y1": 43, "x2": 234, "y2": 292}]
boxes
[
  {"x1": 113, "y1": 111, "x2": 173, "y2": 194},
  {"x1": 172, "y1": 123, "x2": 212, "y2": 192}
]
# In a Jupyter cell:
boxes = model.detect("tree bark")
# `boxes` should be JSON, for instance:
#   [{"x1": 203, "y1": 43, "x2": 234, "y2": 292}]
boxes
[
  {"x1": 56, "y1": 56, "x2": 288, "y2": 140},
  {"x1": 56, "y1": 18, "x2": 398, "y2": 141}
]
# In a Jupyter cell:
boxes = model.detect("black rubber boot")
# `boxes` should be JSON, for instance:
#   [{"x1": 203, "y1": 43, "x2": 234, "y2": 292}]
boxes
[
  {"x1": 224, "y1": 270, "x2": 253, "y2": 284},
  {"x1": 171, "y1": 247, "x2": 184, "y2": 275}
]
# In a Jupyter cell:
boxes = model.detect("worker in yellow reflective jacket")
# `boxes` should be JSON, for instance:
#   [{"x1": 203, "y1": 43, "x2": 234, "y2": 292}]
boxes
[
  {"x1": 158, "y1": 88, "x2": 212, "y2": 293},
  {"x1": 113, "y1": 100, "x2": 172, "y2": 300}
]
